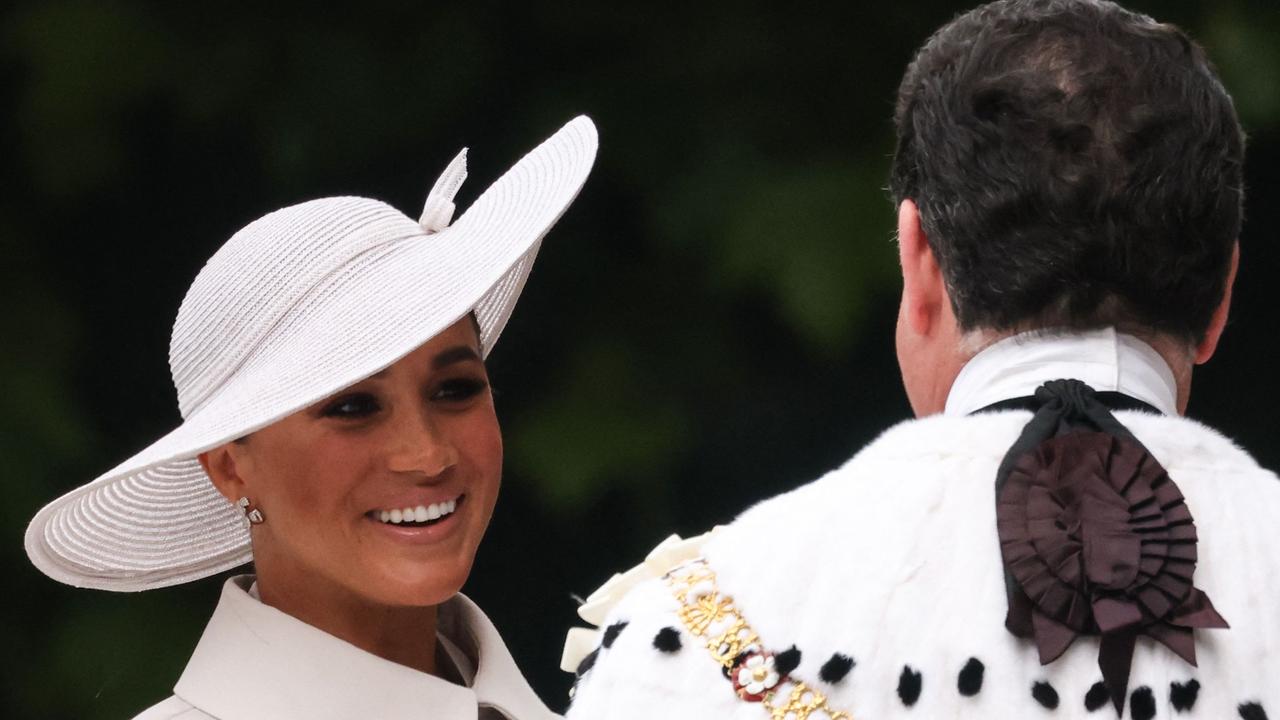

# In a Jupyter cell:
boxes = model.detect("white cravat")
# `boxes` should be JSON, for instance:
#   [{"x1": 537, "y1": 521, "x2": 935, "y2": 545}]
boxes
[{"x1": 943, "y1": 327, "x2": 1178, "y2": 417}]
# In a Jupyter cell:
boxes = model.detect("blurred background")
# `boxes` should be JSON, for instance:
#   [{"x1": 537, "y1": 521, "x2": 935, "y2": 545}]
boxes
[{"x1": 2, "y1": 1, "x2": 1278, "y2": 716}]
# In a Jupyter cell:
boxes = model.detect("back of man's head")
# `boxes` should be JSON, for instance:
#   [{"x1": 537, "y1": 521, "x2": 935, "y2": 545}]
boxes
[{"x1": 889, "y1": 0, "x2": 1244, "y2": 345}]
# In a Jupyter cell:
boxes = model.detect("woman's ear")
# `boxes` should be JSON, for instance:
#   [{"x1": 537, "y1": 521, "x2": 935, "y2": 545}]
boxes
[{"x1": 199, "y1": 443, "x2": 249, "y2": 505}]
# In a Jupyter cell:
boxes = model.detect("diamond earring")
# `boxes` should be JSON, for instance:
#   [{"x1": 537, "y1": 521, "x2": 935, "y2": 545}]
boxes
[{"x1": 237, "y1": 496, "x2": 265, "y2": 525}]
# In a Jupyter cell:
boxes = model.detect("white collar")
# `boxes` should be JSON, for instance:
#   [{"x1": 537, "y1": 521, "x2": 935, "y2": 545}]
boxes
[
  {"x1": 173, "y1": 575, "x2": 557, "y2": 720},
  {"x1": 943, "y1": 327, "x2": 1178, "y2": 417}
]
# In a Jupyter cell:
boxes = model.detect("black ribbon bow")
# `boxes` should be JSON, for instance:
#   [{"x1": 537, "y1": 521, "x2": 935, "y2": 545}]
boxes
[{"x1": 991, "y1": 380, "x2": 1228, "y2": 715}]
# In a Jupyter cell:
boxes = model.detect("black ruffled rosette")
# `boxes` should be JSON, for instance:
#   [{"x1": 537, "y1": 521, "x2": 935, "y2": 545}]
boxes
[{"x1": 993, "y1": 380, "x2": 1228, "y2": 715}]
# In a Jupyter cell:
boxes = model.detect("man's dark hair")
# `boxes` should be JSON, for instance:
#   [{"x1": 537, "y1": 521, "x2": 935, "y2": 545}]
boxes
[{"x1": 889, "y1": 0, "x2": 1245, "y2": 343}]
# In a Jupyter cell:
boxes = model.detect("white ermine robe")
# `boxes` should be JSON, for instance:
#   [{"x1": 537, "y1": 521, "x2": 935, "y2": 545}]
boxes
[{"x1": 565, "y1": 328, "x2": 1280, "y2": 720}]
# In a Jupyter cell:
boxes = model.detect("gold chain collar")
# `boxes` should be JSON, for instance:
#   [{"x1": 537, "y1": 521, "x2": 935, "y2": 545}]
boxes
[{"x1": 666, "y1": 558, "x2": 855, "y2": 720}]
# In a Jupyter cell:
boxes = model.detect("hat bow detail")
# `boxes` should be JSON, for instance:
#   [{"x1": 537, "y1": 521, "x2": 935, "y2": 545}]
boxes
[{"x1": 420, "y1": 149, "x2": 468, "y2": 233}]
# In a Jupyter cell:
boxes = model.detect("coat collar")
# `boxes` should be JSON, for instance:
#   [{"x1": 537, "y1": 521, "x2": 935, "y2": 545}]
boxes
[
  {"x1": 173, "y1": 575, "x2": 558, "y2": 720},
  {"x1": 944, "y1": 326, "x2": 1178, "y2": 417}
]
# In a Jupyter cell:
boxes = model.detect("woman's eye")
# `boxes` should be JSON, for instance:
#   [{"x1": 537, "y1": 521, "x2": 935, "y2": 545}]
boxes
[
  {"x1": 321, "y1": 393, "x2": 380, "y2": 418},
  {"x1": 433, "y1": 378, "x2": 488, "y2": 403}
]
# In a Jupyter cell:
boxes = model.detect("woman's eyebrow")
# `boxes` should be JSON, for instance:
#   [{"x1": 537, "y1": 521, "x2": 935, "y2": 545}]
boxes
[
  {"x1": 432, "y1": 345, "x2": 482, "y2": 369},
  {"x1": 362, "y1": 346, "x2": 481, "y2": 382}
]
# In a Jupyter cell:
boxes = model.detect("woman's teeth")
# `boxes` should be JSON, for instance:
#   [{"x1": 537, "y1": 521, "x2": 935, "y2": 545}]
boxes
[{"x1": 377, "y1": 498, "x2": 458, "y2": 525}]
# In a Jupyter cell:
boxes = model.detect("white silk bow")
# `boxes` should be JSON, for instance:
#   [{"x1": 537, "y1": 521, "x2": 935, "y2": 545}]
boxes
[
  {"x1": 561, "y1": 529, "x2": 719, "y2": 673},
  {"x1": 419, "y1": 149, "x2": 469, "y2": 234}
]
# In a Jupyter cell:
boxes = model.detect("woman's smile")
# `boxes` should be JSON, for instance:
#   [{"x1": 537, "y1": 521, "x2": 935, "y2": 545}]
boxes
[
  {"x1": 366, "y1": 494, "x2": 468, "y2": 543},
  {"x1": 371, "y1": 493, "x2": 462, "y2": 525}
]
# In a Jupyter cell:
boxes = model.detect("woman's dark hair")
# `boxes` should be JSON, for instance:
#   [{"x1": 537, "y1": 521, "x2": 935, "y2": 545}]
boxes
[{"x1": 889, "y1": 0, "x2": 1245, "y2": 343}]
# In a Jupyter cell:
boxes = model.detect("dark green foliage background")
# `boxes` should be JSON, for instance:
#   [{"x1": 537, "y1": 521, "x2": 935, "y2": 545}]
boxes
[{"x1": 3, "y1": 1, "x2": 1277, "y2": 717}]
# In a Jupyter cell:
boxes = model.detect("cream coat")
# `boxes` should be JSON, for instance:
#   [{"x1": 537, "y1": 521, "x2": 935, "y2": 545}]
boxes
[
  {"x1": 135, "y1": 576, "x2": 559, "y2": 720},
  {"x1": 566, "y1": 410, "x2": 1280, "y2": 719}
]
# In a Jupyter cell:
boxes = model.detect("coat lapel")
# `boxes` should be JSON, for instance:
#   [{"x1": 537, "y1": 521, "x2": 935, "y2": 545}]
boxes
[{"x1": 174, "y1": 576, "x2": 555, "y2": 719}]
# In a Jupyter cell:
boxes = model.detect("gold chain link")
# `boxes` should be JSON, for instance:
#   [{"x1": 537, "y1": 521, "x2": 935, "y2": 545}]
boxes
[{"x1": 665, "y1": 559, "x2": 854, "y2": 720}]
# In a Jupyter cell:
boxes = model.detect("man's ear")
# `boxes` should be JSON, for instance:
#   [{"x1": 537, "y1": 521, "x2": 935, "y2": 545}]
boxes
[
  {"x1": 200, "y1": 444, "x2": 250, "y2": 505},
  {"x1": 1195, "y1": 240, "x2": 1240, "y2": 365},
  {"x1": 898, "y1": 199, "x2": 947, "y2": 337}
]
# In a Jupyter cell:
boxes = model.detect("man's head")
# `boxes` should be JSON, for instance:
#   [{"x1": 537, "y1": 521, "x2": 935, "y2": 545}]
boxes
[{"x1": 889, "y1": 0, "x2": 1245, "y2": 415}]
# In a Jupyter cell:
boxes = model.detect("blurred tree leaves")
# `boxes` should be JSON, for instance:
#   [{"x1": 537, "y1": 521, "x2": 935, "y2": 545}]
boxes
[
  {"x1": 663, "y1": 159, "x2": 898, "y2": 353},
  {"x1": 8, "y1": 1, "x2": 173, "y2": 195},
  {"x1": 508, "y1": 337, "x2": 692, "y2": 509},
  {"x1": 1205, "y1": 3, "x2": 1280, "y2": 127}
]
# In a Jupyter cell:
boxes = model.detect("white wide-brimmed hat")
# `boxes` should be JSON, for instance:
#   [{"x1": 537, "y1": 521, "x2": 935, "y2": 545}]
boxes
[{"x1": 26, "y1": 115, "x2": 598, "y2": 592}]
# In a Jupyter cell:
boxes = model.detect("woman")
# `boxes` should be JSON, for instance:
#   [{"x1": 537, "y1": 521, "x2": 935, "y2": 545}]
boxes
[{"x1": 24, "y1": 116, "x2": 597, "y2": 719}]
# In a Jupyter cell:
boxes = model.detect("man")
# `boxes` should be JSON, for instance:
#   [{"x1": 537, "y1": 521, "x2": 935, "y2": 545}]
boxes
[{"x1": 563, "y1": 1, "x2": 1279, "y2": 718}]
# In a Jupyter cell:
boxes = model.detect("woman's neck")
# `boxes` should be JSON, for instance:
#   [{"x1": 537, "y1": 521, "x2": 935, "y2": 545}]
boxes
[{"x1": 255, "y1": 566, "x2": 440, "y2": 676}]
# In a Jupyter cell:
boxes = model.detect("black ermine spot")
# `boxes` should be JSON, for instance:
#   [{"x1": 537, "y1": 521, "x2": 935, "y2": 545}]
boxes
[
  {"x1": 1170, "y1": 680, "x2": 1199, "y2": 712},
  {"x1": 1032, "y1": 681, "x2": 1060, "y2": 709},
  {"x1": 1131, "y1": 687, "x2": 1156, "y2": 720},
  {"x1": 898, "y1": 666, "x2": 923, "y2": 706},
  {"x1": 819, "y1": 654, "x2": 855, "y2": 684},
  {"x1": 575, "y1": 647, "x2": 599, "y2": 677},
  {"x1": 653, "y1": 626, "x2": 682, "y2": 653},
  {"x1": 957, "y1": 657, "x2": 985, "y2": 696},
  {"x1": 602, "y1": 621, "x2": 629, "y2": 649},
  {"x1": 775, "y1": 646, "x2": 802, "y2": 676},
  {"x1": 1085, "y1": 682, "x2": 1109, "y2": 712},
  {"x1": 1239, "y1": 702, "x2": 1270, "y2": 720}
]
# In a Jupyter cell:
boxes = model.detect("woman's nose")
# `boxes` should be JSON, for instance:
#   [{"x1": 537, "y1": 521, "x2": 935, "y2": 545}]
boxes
[{"x1": 385, "y1": 408, "x2": 458, "y2": 478}]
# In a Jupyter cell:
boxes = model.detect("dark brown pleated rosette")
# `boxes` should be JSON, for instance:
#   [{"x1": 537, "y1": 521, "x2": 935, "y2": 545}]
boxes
[{"x1": 992, "y1": 380, "x2": 1228, "y2": 715}]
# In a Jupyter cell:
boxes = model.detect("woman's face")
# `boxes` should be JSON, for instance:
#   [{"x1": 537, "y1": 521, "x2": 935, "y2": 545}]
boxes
[{"x1": 214, "y1": 318, "x2": 501, "y2": 608}]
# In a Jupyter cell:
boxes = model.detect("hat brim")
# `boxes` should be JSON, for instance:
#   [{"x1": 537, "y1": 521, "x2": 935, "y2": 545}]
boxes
[{"x1": 26, "y1": 116, "x2": 598, "y2": 591}]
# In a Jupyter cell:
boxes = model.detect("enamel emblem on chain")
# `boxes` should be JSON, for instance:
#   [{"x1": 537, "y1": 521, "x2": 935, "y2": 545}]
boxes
[{"x1": 665, "y1": 559, "x2": 855, "y2": 720}]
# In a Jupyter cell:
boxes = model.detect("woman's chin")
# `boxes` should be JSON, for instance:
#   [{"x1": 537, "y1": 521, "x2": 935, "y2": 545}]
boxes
[{"x1": 358, "y1": 561, "x2": 474, "y2": 607}]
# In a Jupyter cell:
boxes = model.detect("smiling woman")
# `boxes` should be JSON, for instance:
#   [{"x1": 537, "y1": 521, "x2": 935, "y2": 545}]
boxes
[{"x1": 23, "y1": 116, "x2": 597, "y2": 720}]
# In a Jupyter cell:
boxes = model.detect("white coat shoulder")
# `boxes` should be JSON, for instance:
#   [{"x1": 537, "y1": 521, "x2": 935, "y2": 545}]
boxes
[{"x1": 567, "y1": 412, "x2": 1280, "y2": 720}]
